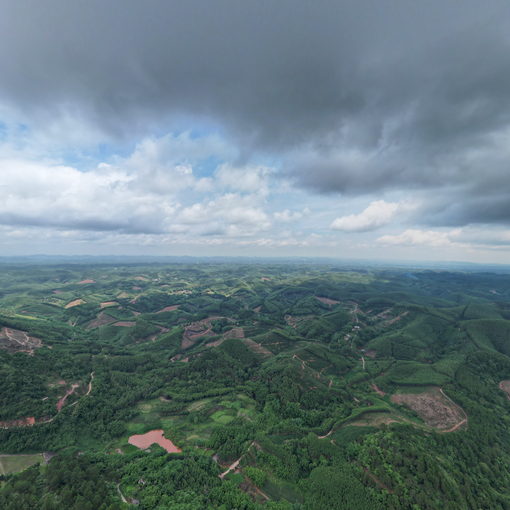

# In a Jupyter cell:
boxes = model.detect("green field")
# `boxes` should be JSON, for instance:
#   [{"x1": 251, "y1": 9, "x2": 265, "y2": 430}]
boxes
[
  {"x1": 0, "y1": 454, "x2": 43, "y2": 475},
  {"x1": 1, "y1": 262, "x2": 510, "y2": 509}
]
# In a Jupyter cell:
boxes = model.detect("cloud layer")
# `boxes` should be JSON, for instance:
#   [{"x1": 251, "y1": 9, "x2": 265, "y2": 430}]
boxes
[{"x1": 1, "y1": 1, "x2": 510, "y2": 260}]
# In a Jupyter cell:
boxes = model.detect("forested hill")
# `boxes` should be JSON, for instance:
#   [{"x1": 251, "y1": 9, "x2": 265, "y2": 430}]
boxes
[{"x1": 1, "y1": 263, "x2": 510, "y2": 509}]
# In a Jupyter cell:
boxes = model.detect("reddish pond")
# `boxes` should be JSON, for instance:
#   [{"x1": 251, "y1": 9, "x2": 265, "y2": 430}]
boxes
[{"x1": 128, "y1": 429, "x2": 181, "y2": 453}]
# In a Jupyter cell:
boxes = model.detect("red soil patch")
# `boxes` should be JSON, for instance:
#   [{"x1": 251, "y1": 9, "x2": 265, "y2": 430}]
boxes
[
  {"x1": 499, "y1": 380, "x2": 510, "y2": 399},
  {"x1": 223, "y1": 327, "x2": 245, "y2": 339},
  {"x1": 181, "y1": 316, "x2": 225, "y2": 349},
  {"x1": 371, "y1": 384, "x2": 386, "y2": 396},
  {"x1": 0, "y1": 416, "x2": 36, "y2": 428},
  {"x1": 128, "y1": 429, "x2": 181, "y2": 453},
  {"x1": 203, "y1": 326, "x2": 243, "y2": 349},
  {"x1": 113, "y1": 321, "x2": 136, "y2": 327},
  {"x1": 78, "y1": 279, "x2": 95, "y2": 284},
  {"x1": 100, "y1": 301, "x2": 118, "y2": 309},
  {"x1": 65, "y1": 299, "x2": 85, "y2": 309},
  {"x1": 0, "y1": 327, "x2": 42, "y2": 354},
  {"x1": 391, "y1": 387, "x2": 467, "y2": 431},
  {"x1": 315, "y1": 296, "x2": 340, "y2": 306},
  {"x1": 157, "y1": 305, "x2": 180, "y2": 313}
]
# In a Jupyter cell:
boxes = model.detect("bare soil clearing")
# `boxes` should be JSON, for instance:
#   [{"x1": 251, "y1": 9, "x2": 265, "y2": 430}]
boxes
[
  {"x1": 391, "y1": 387, "x2": 467, "y2": 431},
  {"x1": 499, "y1": 380, "x2": 510, "y2": 399},
  {"x1": 128, "y1": 429, "x2": 181, "y2": 453},
  {"x1": 78, "y1": 279, "x2": 95, "y2": 284},
  {"x1": 65, "y1": 299, "x2": 85, "y2": 309},
  {"x1": 315, "y1": 296, "x2": 340, "y2": 306},
  {"x1": 371, "y1": 383, "x2": 386, "y2": 396},
  {"x1": 114, "y1": 321, "x2": 136, "y2": 327},
  {"x1": 100, "y1": 301, "x2": 118, "y2": 309},
  {"x1": 0, "y1": 327, "x2": 42, "y2": 354},
  {"x1": 156, "y1": 305, "x2": 180, "y2": 313},
  {"x1": 181, "y1": 316, "x2": 226, "y2": 349}
]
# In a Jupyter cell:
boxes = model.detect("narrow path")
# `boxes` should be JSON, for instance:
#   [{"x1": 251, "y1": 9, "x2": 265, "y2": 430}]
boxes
[
  {"x1": 218, "y1": 441, "x2": 255, "y2": 479},
  {"x1": 219, "y1": 457, "x2": 242, "y2": 479},
  {"x1": 56, "y1": 384, "x2": 79, "y2": 411},
  {"x1": 361, "y1": 356, "x2": 365, "y2": 370},
  {"x1": 318, "y1": 427, "x2": 334, "y2": 439},
  {"x1": 116, "y1": 483, "x2": 128, "y2": 504},
  {"x1": 85, "y1": 371, "x2": 95, "y2": 396},
  {"x1": 438, "y1": 388, "x2": 468, "y2": 431}
]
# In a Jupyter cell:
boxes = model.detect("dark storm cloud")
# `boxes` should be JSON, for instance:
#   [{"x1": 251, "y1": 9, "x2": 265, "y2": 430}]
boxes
[{"x1": 1, "y1": 0, "x2": 510, "y2": 226}]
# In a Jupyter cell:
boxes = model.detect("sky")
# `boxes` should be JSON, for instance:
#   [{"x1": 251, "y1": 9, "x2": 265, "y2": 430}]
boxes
[{"x1": 1, "y1": 0, "x2": 510, "y2": 263}]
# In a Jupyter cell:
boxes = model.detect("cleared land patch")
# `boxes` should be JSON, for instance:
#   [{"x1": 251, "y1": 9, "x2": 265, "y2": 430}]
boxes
[
  {"x1": 391, "y1": 387, "x2": 467, "y2": 431},
  {"x1": 128, "y1": 429, "x2": 181, "y2": 453},
  {"x1": 65, "y1": 298, "x2": 85, "y2": 309},
  {"x1": 499, "y1": 380, "x2": 510, "y2": 399},
  {"x1": 100, "y1": 301, "x2": 118, "y2": 309},
  {"x1": 315, "y1": 296, "x2": 340, "y2": 306},
  {"x1": 0, "y1": 327, "x2": 42, "y2": 354},
  {"x1": 156, "y1": 305, "x2": 180, "y2": 313},
  {"x1": 87, "y1": 312, "x2": 117, "y2": 329}
]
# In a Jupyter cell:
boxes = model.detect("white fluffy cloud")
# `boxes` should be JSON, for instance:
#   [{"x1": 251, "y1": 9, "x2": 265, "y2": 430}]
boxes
[
  {"x1": 331, "y1": 200, "x2": 401, "y2": 232},
  {"x1": 0, "y1": 132, "x2": 274, "y2": 239},
  {"x1": 377, "y1": 229, "x2": 463, "y2": 247}
]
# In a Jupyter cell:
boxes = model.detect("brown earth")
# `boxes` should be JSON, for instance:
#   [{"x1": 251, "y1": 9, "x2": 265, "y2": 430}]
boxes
[
  {"x1": 128, "y1": 429, "x2": 181, "y2": 453},
  {"x1": 78, "y1": 279, "x2": 95, "y2": 284},
  {"x1": 253, "y1": 306, "x2": 262, "y2": 313},
  {"x1": 134, "y1": 276, "x2": 149, "y2": 281},
  {"x1": 223, "y1": 327, "x2": 245, "y2": 339},
  {"x1": 157, "y1": 305, "x2": 180, "y2": 313},
  {"x1": 181, "y1": 316, "x2": 225, "y2": 349},
  {"x1": 65, "y1": 299, "x2": 85, "y2": 309},
  {"x1": 0, "y1": 327, "x2": 42, "y2": 354},
  {"x1": 315, "y1": 296, "x2": 340, "y2": 306},
  {"x1": 113, "y1": 321, "x2": 136, "y2": 327},
  {"x1": 100, "y1": 301, "x2": 118, "y2": 309},
  {"x1": 371, "y1": 384, "x2": 386, "y2": 396},
  {"x1": 499, "y1": 380, "x2": 510, "y2": 399},
  {"x1": 391, "y1": 387, "x2": 467, "y2": 431}
]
